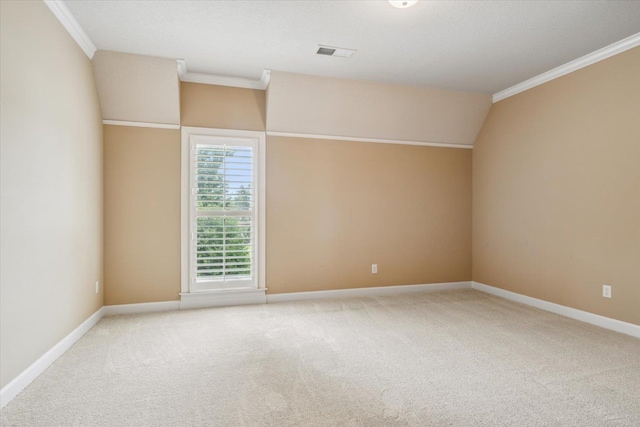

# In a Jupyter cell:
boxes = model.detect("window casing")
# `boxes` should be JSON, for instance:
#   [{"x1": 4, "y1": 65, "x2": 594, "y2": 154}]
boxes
[{"x1": 181, "y1": 128, "x2": 265, "y2": 294}]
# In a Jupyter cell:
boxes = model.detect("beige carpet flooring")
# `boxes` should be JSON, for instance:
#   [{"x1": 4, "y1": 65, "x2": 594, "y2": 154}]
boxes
[{"x1": 2, "y1": 289, "x2": 640, "y2": 426}]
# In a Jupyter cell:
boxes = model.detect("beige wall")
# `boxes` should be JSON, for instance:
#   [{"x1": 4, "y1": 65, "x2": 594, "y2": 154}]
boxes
[
  {"x1": 103, "y1": 125, "x2": 181, "y2": 305},
  {"x1": 267, "y1": 136, "x2": 472, "y2": 293},
  {"x1": 473, "y1": 47, "x2": 640, "y2": 326},
  {"x1": 0, "y1": 1, "x2": 103, "y2": 388},
  {"x1": 181, "y1": 82, "x2": 266, "y2": 130},
  {"x1": 107, "y1": 79, "x2": 474, "y2": 299},
  {"x1": 266, "y1": 71, "x2": 492, "y2": 146},
  {"x1": 103, "y1": 82, "x2": 266, "y2": 305},
  {"x1": 92, "y1": 50, "x2": 180, "y2": 125}
]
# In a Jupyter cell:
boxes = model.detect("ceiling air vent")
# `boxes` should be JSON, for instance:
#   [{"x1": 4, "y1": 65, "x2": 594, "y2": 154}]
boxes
[{"x1": 316, "y1": 45, "x2": 357, "y2": 59}]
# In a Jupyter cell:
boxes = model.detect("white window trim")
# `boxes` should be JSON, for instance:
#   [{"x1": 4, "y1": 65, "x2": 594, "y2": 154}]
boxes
[{"x1": 181, "y1": 126, "x2": 266, "y2": 298}]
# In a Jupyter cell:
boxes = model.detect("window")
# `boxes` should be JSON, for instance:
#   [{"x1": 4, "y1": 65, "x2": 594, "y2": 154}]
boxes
[{"x1": 181, "y1": 127, "x2": 265, "y2": 294}]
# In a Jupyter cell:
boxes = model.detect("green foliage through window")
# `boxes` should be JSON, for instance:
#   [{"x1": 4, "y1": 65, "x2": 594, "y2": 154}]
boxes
[{"x1": 195, "y1": 146, "x2": 253, "y2": 279}]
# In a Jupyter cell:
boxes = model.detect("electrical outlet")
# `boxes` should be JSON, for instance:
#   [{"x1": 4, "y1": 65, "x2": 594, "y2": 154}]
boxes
[
  {"x1": 602, "y1": 284, "x2": 611, "y2": 299},
  {"x1": 95, "y1": 281, "x2": 100, "y2": 294},
  {"x1": 371, "y1": 264, "x2": 378, "y2": 274}
]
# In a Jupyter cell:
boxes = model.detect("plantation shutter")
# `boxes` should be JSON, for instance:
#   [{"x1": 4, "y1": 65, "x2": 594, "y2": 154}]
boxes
[{"x1": 191, "y1": 138, "x2": 256, "y2": 291}]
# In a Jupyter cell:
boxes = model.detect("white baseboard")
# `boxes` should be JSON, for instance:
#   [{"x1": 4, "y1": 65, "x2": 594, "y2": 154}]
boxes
[
  {"x1": 103, "y1": 301, "x2": 180, "y2": 316},
  {"x1": 5, "y1": 281, "x2": 634, "y2": 410},
  {"x1": 180, "y1": 288, "x2": 267, "y2": 310},
  {"x1": 0, "y1": 307, "x2": 105, "y2": 408},
  {"x1": 472, "y1": 281, "x2": 640, "y2": 339},
  {"x1": 266, "y1": 281, "x2": 472, "y2": 303},
  {"x1": 103, "y1": 290, "x2": 269, "y2": 315}
]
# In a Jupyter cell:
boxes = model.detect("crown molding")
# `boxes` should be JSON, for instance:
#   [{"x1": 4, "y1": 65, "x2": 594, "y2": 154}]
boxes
[
  {"x1": 176, "y1": 59, "x2": 187, "y2": 79},
  {"x1": 182, "y1": 72, "x2": 267, "y2": 90},
  {"x1": 176, "y1": 60, "x2": 270, "y2": 90},
  {"x1": 43, "y1": 0, "x2": 96, "y2": 59},
  {"x1": 259, "y1": 70, "x2": 272, "y2": 89},
  {"x1": 493, "y1": 32, "x2": 640, "y2": 103}
]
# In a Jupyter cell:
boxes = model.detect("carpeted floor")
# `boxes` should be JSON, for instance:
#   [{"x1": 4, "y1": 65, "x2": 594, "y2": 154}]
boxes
[{"x1": 1, "y1": 289, "x2": 639, "y2": 426}]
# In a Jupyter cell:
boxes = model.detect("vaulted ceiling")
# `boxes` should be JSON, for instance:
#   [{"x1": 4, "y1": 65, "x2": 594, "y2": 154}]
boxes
[{"x1": 66, "y1": 1, "x2": 640, "y2": 94}]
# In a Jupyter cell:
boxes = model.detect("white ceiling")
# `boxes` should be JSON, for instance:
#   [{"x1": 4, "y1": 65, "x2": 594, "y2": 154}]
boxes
[{"x1": 65, "y1": 1, "x2": 640, "y2": 94}]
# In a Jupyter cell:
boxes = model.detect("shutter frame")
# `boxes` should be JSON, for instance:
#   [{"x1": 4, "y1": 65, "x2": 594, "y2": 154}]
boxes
[{"x1": 190, "y1": 136, "x2": 258, "y2": 291}]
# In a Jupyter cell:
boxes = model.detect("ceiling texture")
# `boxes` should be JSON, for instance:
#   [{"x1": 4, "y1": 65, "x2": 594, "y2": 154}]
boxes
[{"x1": 65, "y1": 0, "x2": 640, "y2": 94}]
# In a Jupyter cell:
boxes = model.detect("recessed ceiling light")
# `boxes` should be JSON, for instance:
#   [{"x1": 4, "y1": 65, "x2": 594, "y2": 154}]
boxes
[{"x1": 388, "y1": 0, "x2": 418, "y2": 8}]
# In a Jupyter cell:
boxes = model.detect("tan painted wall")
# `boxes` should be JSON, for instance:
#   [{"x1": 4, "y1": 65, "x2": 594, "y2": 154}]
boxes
[
  {"x1": 473, "y1": 47, "x2": 640, "y2": 326},
  {"x1": 0, "y1": 1, "x2": 103, "y2": 388},
  {"x1": 266, "y1": 71, "x2": 492, "y2": 146},
  {"x1": 266, "y1": 136, "x2": 472, "y2": 293},
  {"x1": 103, "y1": 125, "x2": 181, "y2": 305},
  {"x1": 181, "y1": 82, "x2": 266, "y2": 130},
  {"x1": 92, "y1": 50, "x2": 180, "y2": 125}
]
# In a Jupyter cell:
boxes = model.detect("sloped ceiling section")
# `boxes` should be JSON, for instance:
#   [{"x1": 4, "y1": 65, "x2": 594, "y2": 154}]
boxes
[
  {"x1": 266, "y1": 71, "x2": 492, "y2": 146},
  {"x1": 92, "y1": 50, "x2": 180, "y2": 125}
]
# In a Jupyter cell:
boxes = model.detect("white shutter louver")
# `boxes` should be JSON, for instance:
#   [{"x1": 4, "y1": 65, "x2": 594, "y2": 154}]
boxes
[{"x1": 191, "y1": 141, "x2": 256, "y2": 290}]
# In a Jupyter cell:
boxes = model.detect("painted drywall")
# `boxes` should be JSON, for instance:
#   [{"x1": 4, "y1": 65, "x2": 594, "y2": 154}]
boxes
[
  {"x1": 103, "y1": 125, "x2": 181, "y2": 305},
  {"x1": 473, "y1": 47, "x2": 640, "y2": 326},
  {"x1": 92, "y1": 50, "x2": 180, "y2": 125},
  {"x1": 107, "y1": 80, "x2": 473, "y2": 300},
  {"x1": 0, "y1": 1, "x2": 103, "y2": 388},
  {"x1": 266, "y1": 71, "x2": 492, "y2": 146},
  {"x1": 181, "y1": 82, "x2": 266, "y2": 130},
  {"x1": 103, "y1": 83, "x2": 266, "y2": 305},
  {"x1": 266, "y1": 136, "x2": 471, "y2": 293}
]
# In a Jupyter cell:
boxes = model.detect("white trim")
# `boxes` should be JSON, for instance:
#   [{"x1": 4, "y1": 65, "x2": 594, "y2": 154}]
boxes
[
  {"x1": 257, "y1": 129, "x2": 267, "y2": 290},
  {"x1": 102, "y1": 120, "x2": 180, "y2": 129},
  {"x1": 180, "y1": 289, "x2": 267, "y2": 310},
  {"x1": 103, "y1": 301, "x2": 180, "y2": 316},
  {"x1": 181, "y1": 71, "x2": 269, "y2": 90},
  {"x1": 177, "y1": 60, "x2": 271, "y2": 90},
  {"x1": 259, "y1": 70, "x2": 272, "y2": 89},
  {"x1": 492, "y1": 32, "x2": 640, "y2": 103},
  {"x1": 266, "y1": 281, "x2": 472, "y2": 303},
  {"x1": 43, "y1": 0, "x2": 97, "y2": 59},
  {"x1": 472, "y1": 282, "x2": 640, "y2": 339},
  {"x1": 266, "y1": 131, "x2": 472, "y2": 149},
  {"x1": 180, "y1": 126, "x2": 267, "y2": 295},
  {"x1": 181, "y1": 127, "x2": 190, "y2": 294},
  {"x1": 0, "y1": 307, "x2": 105, "y2": 408},
  {"x1": 176, "y1": 59, "x2": 187, "y2": 80}
]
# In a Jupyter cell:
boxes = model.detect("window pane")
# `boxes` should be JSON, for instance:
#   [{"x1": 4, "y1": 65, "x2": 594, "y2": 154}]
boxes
[
  {"x1": 195, "y1": 146, "x2": 253, "y2": 212},
  {"x1": 192, "y1": 140, "x2": 257, "y2": 290},
  {"x1": 196, "y1": 216, "x2": 252, "y2": 279}
]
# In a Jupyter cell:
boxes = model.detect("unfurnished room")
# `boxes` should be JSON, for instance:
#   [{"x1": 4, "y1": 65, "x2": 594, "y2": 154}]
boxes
[{"x1": 1, "y1": 0, "x2": 639, "y2": 425}]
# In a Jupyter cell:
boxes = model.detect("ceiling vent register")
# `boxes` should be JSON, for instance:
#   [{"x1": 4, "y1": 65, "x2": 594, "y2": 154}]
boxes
[{"x1": 316, "y1": 45, "x2": 357, "y2": 59}]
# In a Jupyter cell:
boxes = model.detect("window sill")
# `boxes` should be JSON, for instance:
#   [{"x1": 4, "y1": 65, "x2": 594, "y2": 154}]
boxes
[{"x1": 179, "y1": 288, "x2": 266, "y2": 310}]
